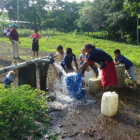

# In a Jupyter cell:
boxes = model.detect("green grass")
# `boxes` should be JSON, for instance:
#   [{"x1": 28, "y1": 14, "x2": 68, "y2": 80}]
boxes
[{"x1": 0, "y1": 32, "x2": 140, "y2": 65}]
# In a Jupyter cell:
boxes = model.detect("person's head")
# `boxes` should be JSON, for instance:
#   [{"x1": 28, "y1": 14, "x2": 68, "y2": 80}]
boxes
[
  {"x1": 114, "y1": 49, "x2": 121, "y2": 59},
  {"x1": 12, "y1": 23, "x2": 18, "y2": 29},
  {"x1": 84, "y1": 44, "x2": 95, "y2": 54},
  {"x1": 57, "y1": 45, "x2": 63, "y2": 54},
  {"x1": 66, "y1": 48, "x2": 73, "y2": 57},
  {"x1": 34, "y1": 29, "x2": 38, "y2": 33},
  {"x1": 81, "y1": 48, "x2": 85, "y2": 55}
]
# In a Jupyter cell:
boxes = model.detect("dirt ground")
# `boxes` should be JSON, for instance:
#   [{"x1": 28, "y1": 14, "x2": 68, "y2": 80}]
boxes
[{"x1": 0, "y1": 41, "x2": 140, "y2": 140}]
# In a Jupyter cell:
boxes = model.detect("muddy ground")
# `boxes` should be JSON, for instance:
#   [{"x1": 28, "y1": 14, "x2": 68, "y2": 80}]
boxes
[{"x1": 0, "y1": 42, "x2": 140, "y2": 140}]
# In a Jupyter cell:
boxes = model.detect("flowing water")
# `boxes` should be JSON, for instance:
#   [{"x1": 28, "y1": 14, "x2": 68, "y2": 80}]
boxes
[{"x1": 44, "y1": 63, "x2": 140, "y2": 140}]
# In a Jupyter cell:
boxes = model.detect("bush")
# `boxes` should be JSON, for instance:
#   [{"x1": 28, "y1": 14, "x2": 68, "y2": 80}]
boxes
[{"x1": 0, "y1": 85, "x2": 49, "y2": 140}]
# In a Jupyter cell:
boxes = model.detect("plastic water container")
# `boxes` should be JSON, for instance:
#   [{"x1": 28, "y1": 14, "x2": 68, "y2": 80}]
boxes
[
  {"x1": 66, "y1": 73, "x2": 85, "y2": 100},
  {"x1": 85, "y1": 71, "x2": 94, "y2": 83},
  {"x1": 88, "y1": 78, "x2": 102, "y2": 94},
  {"x1": 115, "y1": 64, "x2": 125, "y2": 88},
  {"x1": 101, "y1": 92, "x2": 119, "y2": 117}
]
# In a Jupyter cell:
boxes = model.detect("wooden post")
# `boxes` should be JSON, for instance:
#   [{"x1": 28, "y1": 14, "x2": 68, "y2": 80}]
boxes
[
  {"x1": 38, "y1": 63, "x2": 49, "y2": 91},
  {"x1": 18, "y1": 63, "x2": 36, "y2": 88}
]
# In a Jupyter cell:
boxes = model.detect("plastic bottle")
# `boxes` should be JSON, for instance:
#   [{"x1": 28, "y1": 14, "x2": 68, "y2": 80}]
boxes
[{"x1": 101, "y1": 92, "x2": 119, "y2": 117}]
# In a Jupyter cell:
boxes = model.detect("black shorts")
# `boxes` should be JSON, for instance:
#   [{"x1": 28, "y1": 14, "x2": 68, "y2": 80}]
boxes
[{"x1": 32, "y1": 42, "x2": 39, "y2": 52}]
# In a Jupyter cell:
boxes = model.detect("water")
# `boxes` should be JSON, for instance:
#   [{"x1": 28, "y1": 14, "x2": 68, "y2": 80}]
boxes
[{"x1": 48, "y1": 63, "x2": 96, "y2": 110}]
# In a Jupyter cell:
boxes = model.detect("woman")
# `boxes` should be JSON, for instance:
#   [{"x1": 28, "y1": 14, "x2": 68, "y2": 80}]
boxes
[
  {"x1": 78, "y1": 44, "x2": 118, "y2": 91},
  {"x1": 30, "y1": 29, "x2": 41, "y2": 58}
]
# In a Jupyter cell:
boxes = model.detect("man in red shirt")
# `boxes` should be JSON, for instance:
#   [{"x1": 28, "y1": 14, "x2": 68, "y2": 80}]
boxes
[{"x1": 9, "y1": 24, "x2": 20, "y2": 59}]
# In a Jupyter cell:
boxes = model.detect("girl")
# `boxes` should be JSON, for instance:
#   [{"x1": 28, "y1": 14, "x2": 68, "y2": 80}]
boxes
[
  {"x1": 80, "y1": 48, "x2": 98, "y2": 77},
  {"x1": 78, "y1": 44, "x2": 118, "y2": 91},
  {"x1": 30, "y1": 30, "x2": 41, "y2": 58}
]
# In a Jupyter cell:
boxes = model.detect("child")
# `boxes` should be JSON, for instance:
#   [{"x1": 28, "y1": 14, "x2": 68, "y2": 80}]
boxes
[
  {"x1": 4, "y1": 69, "x2": 18, "y2": 88},
  {"x1": 54, "y1": 45, "x2": 66, "y2": 70},
  {"x1": 30, "y1": 29, "x2": 41, "y2": 58},
  {"x1": 114, "y1": 49, "x2": 137, "y2": 88},
  {"x1": 78, "y1": 44, "x2": 118, "y2": 91},
  {"x1": 62, "y1": 48, "x2": 78, "y2": 73},
  {"x1": 80, "y1": 48, "x2": 98, "y2": 77}
]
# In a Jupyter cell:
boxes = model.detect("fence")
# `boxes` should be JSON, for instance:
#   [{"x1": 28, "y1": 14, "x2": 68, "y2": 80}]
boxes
[{"x1": 0, "y1": 57, "x2": 54, "y2": 91}]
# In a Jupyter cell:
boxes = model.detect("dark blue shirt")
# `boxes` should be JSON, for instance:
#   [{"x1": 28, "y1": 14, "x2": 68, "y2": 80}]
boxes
[
  {"x1": 115, "y1": 55, "x2": 133, "y2": 70},
  {"x1": 63, "y1": 54, "x2": 77, "y2": 69},
  {"x1": 87, "y1": 48, "x2": 113, "y2": 68}
]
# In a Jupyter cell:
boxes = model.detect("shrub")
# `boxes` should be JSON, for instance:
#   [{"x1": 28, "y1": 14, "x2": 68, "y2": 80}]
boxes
[{"x1": 0, "y1": 85, "x2": 49, "y2": 140}]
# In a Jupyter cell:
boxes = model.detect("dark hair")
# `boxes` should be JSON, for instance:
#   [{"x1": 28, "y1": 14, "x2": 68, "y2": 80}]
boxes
[
  {"x1": 66, "y1": 48, "x2": 72, "y2": 55},
  {"x1": 57, "y1": 45, "x2": 63, "y2": 50},
  {"x1": 114, "y1": 49, "x2": 121, "y2": 54},
  {"x1": 34, "y1": 29, "x2": 38, "y2": 32},
  {"x1": 85, "y1": 44, "x2": 95, "y2": 50}
]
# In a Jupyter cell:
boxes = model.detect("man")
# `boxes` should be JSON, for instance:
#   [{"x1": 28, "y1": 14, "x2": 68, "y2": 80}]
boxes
[
  {"x1": 9, "y1": 24, "x2": 20, "y2": 59},
  {"x1": 62, "y1": 48, "x2": 78, "y2": 73}
]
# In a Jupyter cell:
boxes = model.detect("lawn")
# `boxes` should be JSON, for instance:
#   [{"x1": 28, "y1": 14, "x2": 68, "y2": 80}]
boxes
[{"x1": 0, "y1": 32, "x2": 140, "y2": 65}]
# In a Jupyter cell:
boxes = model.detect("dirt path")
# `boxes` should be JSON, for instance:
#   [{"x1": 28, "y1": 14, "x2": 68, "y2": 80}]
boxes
[{"x1": 0, "y1": 41, "x2": 140, "y2": 140}]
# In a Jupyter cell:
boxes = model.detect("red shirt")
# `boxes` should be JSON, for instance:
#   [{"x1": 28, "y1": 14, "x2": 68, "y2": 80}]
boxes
[{"x1": 31, "y1": 33, "x2": 40, "y2": 40}]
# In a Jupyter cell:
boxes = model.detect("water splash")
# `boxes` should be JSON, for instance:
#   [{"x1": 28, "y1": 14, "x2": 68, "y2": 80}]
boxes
[{"x1": 48, "y1": 66, "x2": 96, "y2": 110}]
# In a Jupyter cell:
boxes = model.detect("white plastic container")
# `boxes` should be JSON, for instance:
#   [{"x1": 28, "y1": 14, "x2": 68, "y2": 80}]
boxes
[
  {"x1": 115, "y1": 64, "x2": 125, "y2": 88},
  {"x1": 84, "y1": 71, "x2": 93, "y2": 82},
  {"x1": 88, "y1": 78, "x2": 102, "y2": 94},
  {"x1": 101, "y1": 92, "x2": 119, "y2": 117}
]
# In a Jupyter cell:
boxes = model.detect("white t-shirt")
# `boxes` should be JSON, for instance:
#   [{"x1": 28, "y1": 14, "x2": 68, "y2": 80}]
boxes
[
  {"x1": 80, "y1": 54, "x2": 86, "y2": 63},
  {"x1": 6, "y1": 71, "x2": 16, "y2": 82}
]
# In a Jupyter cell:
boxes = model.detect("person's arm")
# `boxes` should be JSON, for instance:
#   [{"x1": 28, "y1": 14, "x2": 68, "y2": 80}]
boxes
[
  {"x1": 65, "y1": 66, "x2": 69, "y2": 73},
  {"x1": 114, "y1": 61, "x2": 120, "y2": 65},
  {"x1": 53, "y1": 54, "x2": 58, "y2": 58},
  {"x1": 73, "y1": 55, "x2": 78, "y2": 71},
  {"x1": 78, "y1": 61, "x2": 88, "y2": 73},
  {"x1": 8, "y1": 32, "x2": 14, "y2": 44},
  {"x1": 114, "y1": 58, "x2": 120, "y2": 65},
  {"x1": 75, "y1": 61, "x2": 78, "y2": 71}
]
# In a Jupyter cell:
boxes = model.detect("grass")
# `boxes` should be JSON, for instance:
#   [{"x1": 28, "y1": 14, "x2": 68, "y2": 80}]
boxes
[{"x1": 0, "y1": 32, "x2": 140, "y2": 65}]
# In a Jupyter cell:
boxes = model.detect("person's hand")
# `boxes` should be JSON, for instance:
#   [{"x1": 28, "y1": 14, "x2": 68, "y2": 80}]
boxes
[
  {"x1": 77, "y1": 69, "x2": 80, "y2": 73},
  {"x1": 11, "y1": 41, "x2": 14, "y2": 44}
]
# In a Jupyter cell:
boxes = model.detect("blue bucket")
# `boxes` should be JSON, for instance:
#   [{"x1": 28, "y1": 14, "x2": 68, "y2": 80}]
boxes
[{"x1": 65, "y1": 73, "x2": 85, "y2": 100}]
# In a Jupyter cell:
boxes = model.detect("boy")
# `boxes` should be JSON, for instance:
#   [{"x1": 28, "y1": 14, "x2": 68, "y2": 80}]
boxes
[
  {"x1": 80, "y1": 48, "x2": 98, "y2": 77},
  {"x1": 30, "y1": 29, "x2": 41, "y2": 58},
  {"x1": 4, "y1": 69, "x2": 18, "y2": 88},
  {"x1": 114, "y1": 49, "x2": 137, "y2": 88},
  {"x1": 54, "y1": 45, "x2": 65, "y2": 70},
  {"x1": 62, "y1": 48, "x2": 78, "y2": 73}
]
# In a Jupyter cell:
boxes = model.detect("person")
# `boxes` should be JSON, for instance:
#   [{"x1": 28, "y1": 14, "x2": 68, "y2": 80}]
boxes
[
  {"x1": 80, "y1": 48, "x2": 98, "y2": 77},
  {"x1": 54, "y1": 45, "x2": 66, "y2": 69},
  {"x1": 4, "y1": 68, "x2": 18, "y2": 88},
  {"x1": 7, "y1": 27, "x2": 10, "y2": 36},
  {"x1": 8, "y1": 23, "x2": 20, "y2": 59},
  {"x1": 78, "y1": 44, "x2": 118, "y2": 91},
  {"x1": 4, "y1": 28, "x2": 7, "y2": 36},
  {"x1": 62, "y1": 48, "x2": 78, "y2": 73},
  {"x1": 30, "y1": 29, "x2": 41, "y2": 58},
  {"x1": 114, "y1": 49, "x2": 137, "y2": 88}
]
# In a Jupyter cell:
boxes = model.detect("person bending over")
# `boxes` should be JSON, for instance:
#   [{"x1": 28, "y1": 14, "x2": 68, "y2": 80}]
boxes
[
  {"x1": 114, "y1": 49, "x2": 137, "y2": 88},
  {"x1": 78, "y1": 44, "x2": 118, "y2": 91},
  {"x1": 62, "y1": 48, "x2": 78, "y2": 73}
]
